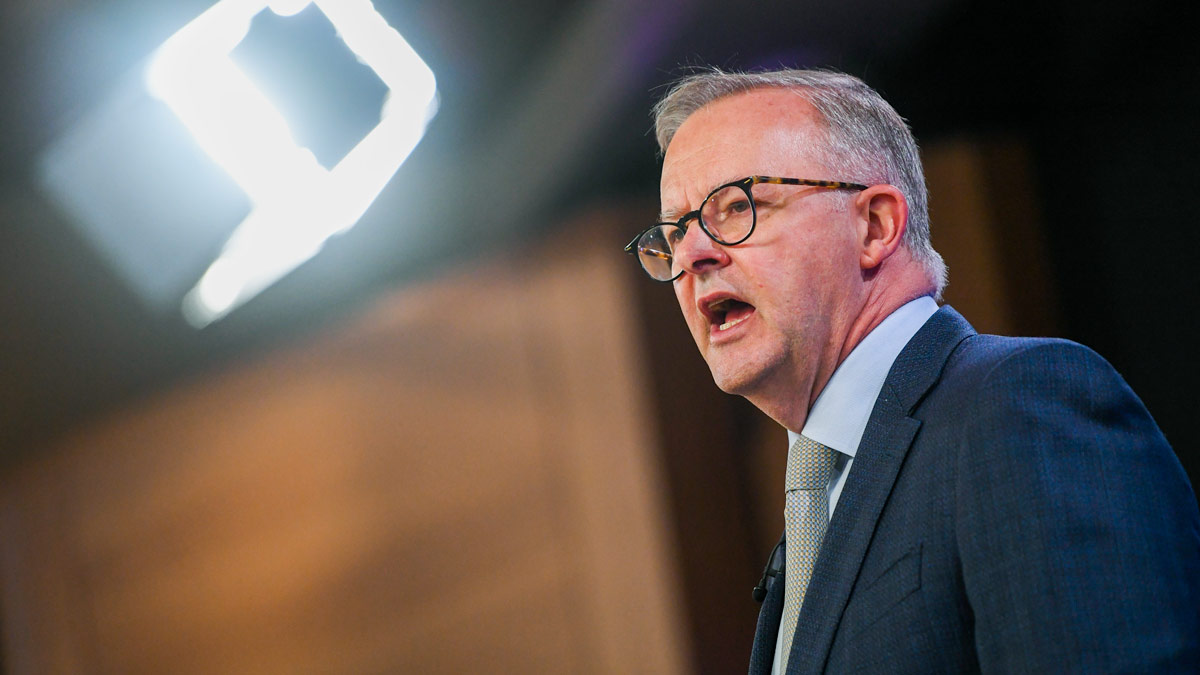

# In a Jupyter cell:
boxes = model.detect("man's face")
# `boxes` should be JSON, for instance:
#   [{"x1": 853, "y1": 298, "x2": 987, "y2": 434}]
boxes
[{"x1": 660, "y1": 89, "x2": 865, "y2": 410}]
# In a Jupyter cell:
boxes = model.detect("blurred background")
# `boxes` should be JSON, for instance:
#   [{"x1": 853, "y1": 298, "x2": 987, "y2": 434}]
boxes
[{"x1": 1, "y1": 0, "x2": 1196, "y2": 672}]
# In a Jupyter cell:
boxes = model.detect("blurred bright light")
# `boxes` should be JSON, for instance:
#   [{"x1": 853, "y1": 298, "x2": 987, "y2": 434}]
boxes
[{"x1": 146, "y1": 0, "x2": 438, "y2": 326}]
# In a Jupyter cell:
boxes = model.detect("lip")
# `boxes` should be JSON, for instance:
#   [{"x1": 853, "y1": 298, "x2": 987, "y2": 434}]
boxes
[
  {"x1": 696, "y1": 291, "x2": 746, "y2": 323},
  {"x1": 709, "y1": 309, "x2": 754, "y2": 343},
  {"x1": 696, "y1": 290, "x2": 756, "y2": 343}
]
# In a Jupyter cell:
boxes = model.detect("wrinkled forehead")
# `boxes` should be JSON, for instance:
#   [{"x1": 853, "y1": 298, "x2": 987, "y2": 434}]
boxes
[{"x1": 659, "y1": 89, "x2": 832, "y2": 209}]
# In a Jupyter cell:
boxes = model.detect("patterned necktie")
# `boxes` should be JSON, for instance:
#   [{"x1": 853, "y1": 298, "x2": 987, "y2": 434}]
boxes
[{"x1": 779, "y1": 435, "x2": 839, "y2": 672}]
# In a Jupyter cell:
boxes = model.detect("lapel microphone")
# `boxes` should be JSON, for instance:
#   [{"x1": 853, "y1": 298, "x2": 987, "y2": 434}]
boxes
[{"x1": 753, "y1": 538, "x2": 786, "y2": 602}]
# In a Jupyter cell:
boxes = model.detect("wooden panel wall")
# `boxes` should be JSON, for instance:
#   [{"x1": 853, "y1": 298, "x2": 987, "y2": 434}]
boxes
[
  {"x1": 0, "y1": 217, "x2": 690, "y2": 674},
  {"x1": 924, "y1": 138, "x2": 1060, "y2": 337}
]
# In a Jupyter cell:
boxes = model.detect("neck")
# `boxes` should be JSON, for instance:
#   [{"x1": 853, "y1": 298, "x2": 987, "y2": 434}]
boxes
[{"x1": 756, "y1": 263, "x2": 934, "y2": 432}]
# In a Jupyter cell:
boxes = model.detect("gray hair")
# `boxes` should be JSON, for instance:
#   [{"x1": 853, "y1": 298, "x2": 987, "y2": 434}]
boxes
[{"x1": 653, "y1": 68, "x2": 947, "y2": 296}]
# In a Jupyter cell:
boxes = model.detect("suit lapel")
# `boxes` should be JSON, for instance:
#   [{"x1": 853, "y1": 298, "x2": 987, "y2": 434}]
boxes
[{"x1": 784, "y1": 306, "x2": 975, "y2": 673}]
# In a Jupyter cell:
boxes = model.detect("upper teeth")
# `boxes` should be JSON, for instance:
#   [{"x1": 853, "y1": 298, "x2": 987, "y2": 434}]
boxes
[{"x1": 709, "y1": 299, "x2": 732, "y2": 311}]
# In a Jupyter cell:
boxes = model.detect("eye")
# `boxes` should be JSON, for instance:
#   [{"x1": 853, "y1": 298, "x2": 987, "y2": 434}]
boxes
[
  {"x1": 667, "y1": 226, "x2": 686, "y2": 246},
  {"x1": 706, "y1": 185, "x2": 752, "y2": 221},
  {"x1": 727, "y1": 199, "x2": 752, "y2": 215}
]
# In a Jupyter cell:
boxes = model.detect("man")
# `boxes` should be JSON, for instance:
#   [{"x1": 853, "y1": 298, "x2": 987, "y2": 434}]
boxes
[{"x1": 625, "y1": 68, "x2": 1200, "y2": 673}]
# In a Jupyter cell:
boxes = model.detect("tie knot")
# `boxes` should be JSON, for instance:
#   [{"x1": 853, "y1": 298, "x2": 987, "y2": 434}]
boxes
[{"x1": 785, "y1": 435, "x2": 839, "y2": 491}]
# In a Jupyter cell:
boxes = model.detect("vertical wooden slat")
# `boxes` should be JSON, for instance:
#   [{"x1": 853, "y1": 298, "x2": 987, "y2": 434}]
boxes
[{"x1": 925, "y1": 138, "x2": 1060, "y2": 337}]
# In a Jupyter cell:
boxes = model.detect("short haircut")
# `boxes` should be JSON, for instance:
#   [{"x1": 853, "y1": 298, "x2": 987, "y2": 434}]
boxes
[{"x1": 654, "y1": 68, "x2": 947, "y2": 295}]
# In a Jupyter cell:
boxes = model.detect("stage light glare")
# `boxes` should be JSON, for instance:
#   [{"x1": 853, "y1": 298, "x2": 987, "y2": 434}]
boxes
[
  {"x1": 147, "y1": 0, "x2": 437, "y2": 327},
  {"x1": 268, "y1": 0, "x2": 312, "y2": 17},
  {"x1": 190, "y1": 257, "x2": 243, "y2": 321}
]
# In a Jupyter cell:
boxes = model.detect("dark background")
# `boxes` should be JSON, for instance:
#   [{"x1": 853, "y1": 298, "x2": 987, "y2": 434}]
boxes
[{"x1": 1, "y1": 0, "x2": 1196, "y2": 486}]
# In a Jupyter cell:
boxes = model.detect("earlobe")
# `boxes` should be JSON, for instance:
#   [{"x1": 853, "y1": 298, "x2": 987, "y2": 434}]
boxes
[{"x1": 858, "y1": 185, "x2": 908, "y2": 270}]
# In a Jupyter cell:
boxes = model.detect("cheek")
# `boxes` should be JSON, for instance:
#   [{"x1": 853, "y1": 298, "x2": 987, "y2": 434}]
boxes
[
  {"x1": 673, "y1": 281, "x2": 688, "y2": 312},
  {"x1": 751, "y1": 250, "x2": 845, "y2": 323},
  {"x1": 673, "y1": 282, "x2": 700, "y2": 326},
  {"x1": 768, "y1": 221, "x2": 857, "y2": 294},
  {"x1": 748, "y1": 248, "x2": 814, "y2": 298}
]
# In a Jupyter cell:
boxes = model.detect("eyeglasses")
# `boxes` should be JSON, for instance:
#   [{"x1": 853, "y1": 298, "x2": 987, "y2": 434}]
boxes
[{"x1": 624, "y1": 175, "x2": 868, "y2": 281}]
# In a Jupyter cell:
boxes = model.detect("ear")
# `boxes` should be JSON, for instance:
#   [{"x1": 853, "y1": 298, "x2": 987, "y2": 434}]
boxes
[{"x1": 856, "y1": 184, "x2": 908, "y2": 270}]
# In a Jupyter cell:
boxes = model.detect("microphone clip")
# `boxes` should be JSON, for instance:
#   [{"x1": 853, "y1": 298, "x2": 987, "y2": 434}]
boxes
[{"x1": 753, "y1": 538, "x2": 785, "y2": 603}]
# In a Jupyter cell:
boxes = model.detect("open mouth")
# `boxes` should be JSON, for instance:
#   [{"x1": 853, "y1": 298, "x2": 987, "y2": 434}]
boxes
[{"x1": 706, "y1": 297, "x2": 756, "y2": 332}]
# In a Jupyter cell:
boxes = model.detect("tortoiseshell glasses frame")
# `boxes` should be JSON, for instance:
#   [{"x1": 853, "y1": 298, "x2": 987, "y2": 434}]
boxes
[{"x1": 623, "y1": 175, "x2": 869, "y2": 282}]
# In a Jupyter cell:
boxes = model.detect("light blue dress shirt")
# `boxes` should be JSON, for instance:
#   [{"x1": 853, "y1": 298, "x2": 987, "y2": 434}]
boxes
[{"x1": 772, "y1": 296, "x2": 938, "y2": 674}]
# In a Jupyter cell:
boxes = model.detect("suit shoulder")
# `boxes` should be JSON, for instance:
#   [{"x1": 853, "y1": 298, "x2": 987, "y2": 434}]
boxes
[
  {"x1": 938, "y1": 334, "x2": 1183, "y2": 490},
  {"x1": 951, "y1": 334, "x2": 1112, "y2": 377},
  {"x1": 939, "y1": 334, "x2": 1130, "y2": 405},
  {"x1": 921, "y1": 333, "x2": 1181, "y2": 478},
  {"x1": 938, "y1": 336, "x2": 1200, "y2": 671}
]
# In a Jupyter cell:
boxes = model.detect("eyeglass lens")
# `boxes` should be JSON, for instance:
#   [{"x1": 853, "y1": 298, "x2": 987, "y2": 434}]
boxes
[
  {"x1": 636, "y1": 224, "x2": 685, "y2": 281},
  {"x1": 700, "y1": 184, "x2": 754, "y2": 244},
  {"x1": 635, "y1": 184, "x2": 754, "y2": 280}
]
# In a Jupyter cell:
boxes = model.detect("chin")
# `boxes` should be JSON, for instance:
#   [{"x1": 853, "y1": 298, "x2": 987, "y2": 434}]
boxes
[{"x1": 707, "y1": 360, "x2": 768, "y2": 397}]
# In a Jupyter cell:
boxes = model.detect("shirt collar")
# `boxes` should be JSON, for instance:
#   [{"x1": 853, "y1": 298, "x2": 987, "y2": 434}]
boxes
[{"x1": 788, "y1": 296, "x2": 939, "y2": 458}]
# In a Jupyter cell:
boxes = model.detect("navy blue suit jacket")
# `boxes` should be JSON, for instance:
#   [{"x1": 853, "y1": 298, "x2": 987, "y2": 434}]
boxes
[{"x1": 750, "y1": 306, "x2": 1200, "y2": 674}]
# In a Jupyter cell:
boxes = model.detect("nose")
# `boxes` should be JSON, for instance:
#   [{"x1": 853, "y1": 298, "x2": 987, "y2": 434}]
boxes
[{"x1": 674, "y1": 220, "x2": 731, "y2": 277}]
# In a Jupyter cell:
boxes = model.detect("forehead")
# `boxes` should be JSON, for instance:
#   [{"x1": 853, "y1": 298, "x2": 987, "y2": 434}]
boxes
[{"x1": 660, "y1": 88, "x2": 829, "y2": 207}]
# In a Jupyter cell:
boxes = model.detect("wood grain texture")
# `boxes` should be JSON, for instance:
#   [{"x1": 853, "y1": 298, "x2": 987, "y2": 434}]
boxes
[{"x1": 0, "y1": 215, "x2": 689, "y2": 674}]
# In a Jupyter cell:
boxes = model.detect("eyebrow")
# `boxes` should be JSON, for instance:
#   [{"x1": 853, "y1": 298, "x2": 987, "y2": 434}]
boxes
[
  {"x1": 656, "y1": 208, "x2": 685, "y2": 222},
  {"x1": 658, "y1": 176, "x2": 744, "y2": 222}
]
